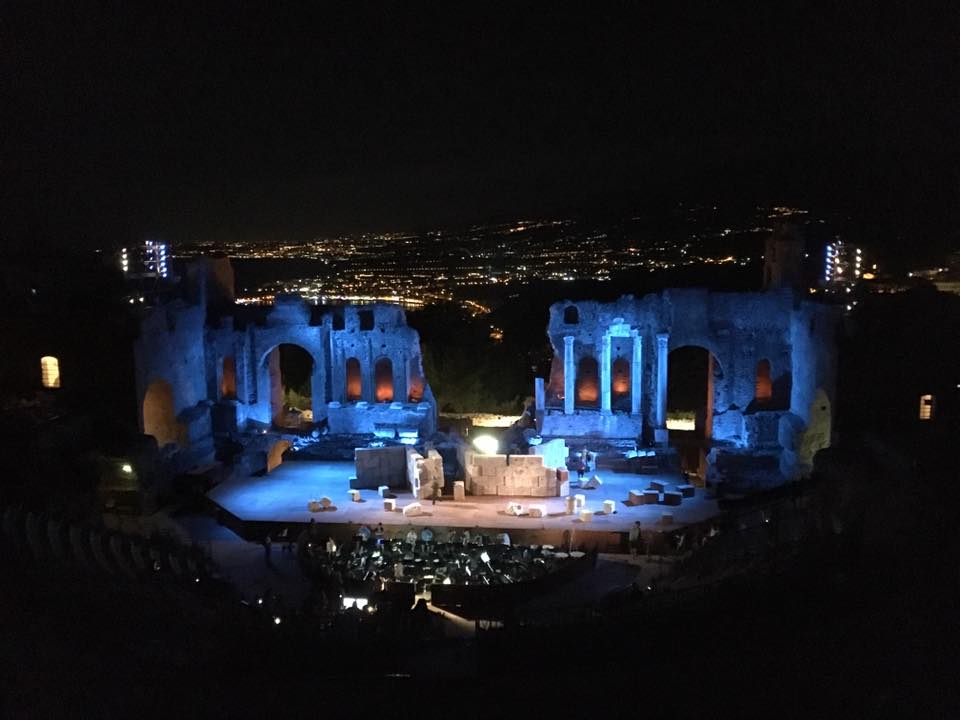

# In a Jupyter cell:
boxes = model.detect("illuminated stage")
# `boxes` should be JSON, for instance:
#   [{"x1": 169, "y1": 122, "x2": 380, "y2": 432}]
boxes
[{"x1": 208, "y1": 460, "x2": 721, "y2": 547}]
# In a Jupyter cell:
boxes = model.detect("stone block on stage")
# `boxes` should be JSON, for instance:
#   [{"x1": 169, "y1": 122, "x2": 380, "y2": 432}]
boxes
[
  {"x1": 642, "y1": 490, "x2": 660, "y2": 505},
  {"x1": 528, "y1": 504, "x2": 546, "y2": 518},
  {"x1": 402, "y1": 502, "x2": 422, "y2": 517},
  {"x1": 307, "y1": 499, "x2": 321, "y2": 512},
  {"x1": 348, "y1": 489, "x2": 361, "y2": 502},
  {"x1": 662, "y1": 491, "x2": 682, "y2": 506},
  {"x1": 582, "y1": 474, "x2": 603, "y2": 490},
  {"x1": 677, "y1": 484, "x2": 695, "y2": 498},
  {"x1": 453, "y1": 481, "x2": 465, "y2": 501},
  {"x1": 383, "y1": 498, "x2": 397, "y2": 512},
  {"x1": 558, "y1": 480, "x2": 570, "y2": 497},
  {"x1": 628, "y1": 489, "x2": 643, "y2": 505},
  {"x1": 648, "y1": 480, "x2": 666, "y2": 492},
  {"x1": 378, "y1": 485, "x2": 390, "y2": 497},
  {"x1": 580, "y1": 509, "x2": 593, "y2": 523},
  {"x1": 565, "y1": 496, "x2": 576, "y2": 515},
  {"x1": 602, "y1": 499, "x2": 616, "y2": 514},
  {"x1": 320, "y1": 496, "x2": 333, "y2": 509},
  {"x1": 574, "y1": 494, "x2": 586, "y2": 512}
]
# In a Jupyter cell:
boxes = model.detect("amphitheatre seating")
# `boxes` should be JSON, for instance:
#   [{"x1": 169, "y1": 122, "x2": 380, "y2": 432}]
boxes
[
  {"x1": 129, "y1": 542, "x2": 149, "y2": 572},
  {"x1": 24, "y1": 512, "x2": 47, "y2": 561},
  {"x1": 88, "y1": 531, "x2": 115, "y2": 574},
  {"x1": 109, "y1": 535, "x2": 138, "y2": 578},
  {"x1": 46, "y1": 519, "x2": 68, "y2": 561},
  {"x1": 69, "y1": 525, "x2": 94, "y2": 571}
]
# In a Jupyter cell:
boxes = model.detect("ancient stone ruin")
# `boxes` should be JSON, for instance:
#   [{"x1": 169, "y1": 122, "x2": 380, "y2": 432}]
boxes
[
  {"x1": 133, "y1": 258, "x2": 435, "y2": 473},
  {"x1": 536, "y1": 288, "x2": 838, "y2": 480}
]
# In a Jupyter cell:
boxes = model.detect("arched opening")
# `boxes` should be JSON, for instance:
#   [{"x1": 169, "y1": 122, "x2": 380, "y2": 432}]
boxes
[
  {"x1": 375, "y1": 357, "x2": 394, "y2": 402},
  {"x1": 408, "y1": 357, "x2": 424, "y2": 403},
  {"x1": 755, "y1": 359, "x2": 772, "y2": 402},
  {"x1": 40, "y1": 356, "x2": 61, "y2": 389},
  {"x1": 267, "y1": 439, "x2": 292, "y2": 473},
  {"x1": 612, "y1": 356, "x2": 630, "y2": 409},
  {"x1": 345, "y1": 357, "x2": 362, "y2": 401},
  {"x1": 143, "y1": 379, "x2": 180, "y2": 447},
  {"x1": 563, "y1": 305, "x2": 579, "y2": 324},
  {"x1": 798, "y1": 389, "x2": 832, "y2": 465},
  {"x1": 266, "y1": 344, "x2": 313, "y2": 428},
  {"x1": 359, "y1": 310, "x2": 374, "y2": 331},
  {"x1": 221, "y1": 356, "x2": 237, "y2": 400},
  {"x1": 667, "y1": 346, "x2": 718, "y2": 476},
  {"x1": 575, "y1": 356, "x2": 599, "y2": 407}
]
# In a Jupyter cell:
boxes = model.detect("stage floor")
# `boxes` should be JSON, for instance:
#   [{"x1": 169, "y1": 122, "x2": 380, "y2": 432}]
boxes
[{"x1": 208, "y1": 460, "x2": 721, "y2": 535}]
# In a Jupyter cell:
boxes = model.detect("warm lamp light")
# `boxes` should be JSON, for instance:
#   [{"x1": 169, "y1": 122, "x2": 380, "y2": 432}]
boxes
[{"x1": 472, "y1": 435, "x2": 499, "y2": 455}]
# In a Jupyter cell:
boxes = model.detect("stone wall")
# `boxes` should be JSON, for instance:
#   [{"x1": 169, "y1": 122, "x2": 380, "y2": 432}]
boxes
[
  {"x1": 540, "y1": 289, "x2": 839, "y2": 479},
  {"x1": 134, "y1": 258, "x2": 437, "y2": 473},
  {"x1": 354, "y1": 445, "x2": 408, "y2": 489},
  {"x1": 406, "y1": 448, "x2": 444, "y2": 499},
  {"x1": 529, "y1": 438, "x2": 568, "y2": 469},
  {"x1": 462, "y1": 450, "x2": 563, "y2": 497}
]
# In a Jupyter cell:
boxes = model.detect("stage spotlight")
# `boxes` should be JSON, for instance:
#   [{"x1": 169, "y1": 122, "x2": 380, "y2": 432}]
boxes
[
  {"x1": 121, "y1": 463, "x2": 133, "y2": 474},
  {"x1": 472, "y1": 435, "x2": 499, "y2": 455}
]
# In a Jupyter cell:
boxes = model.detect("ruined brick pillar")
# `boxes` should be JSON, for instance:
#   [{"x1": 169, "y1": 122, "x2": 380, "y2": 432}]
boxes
[
  {"x1": 563, "y1": 335, "x2": 575, "y2": 415},
  {"x1": 630, "y1": 331, "x2": 642, "y2": 416},
  {"x1": 656, "y1": 332, "x2": 669, "y2": 428},
  {"x1": 600, "y1": 333, "x2": 612, "y2": 414}
]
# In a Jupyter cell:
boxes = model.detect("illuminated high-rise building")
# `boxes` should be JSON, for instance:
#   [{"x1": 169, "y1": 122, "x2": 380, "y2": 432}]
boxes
[
  {"x1": 120, "y1": 241, "x2": 170, "y2": 279},
  {"x1": 822, "y1": 238, "x2": 862, "y2": 288}
]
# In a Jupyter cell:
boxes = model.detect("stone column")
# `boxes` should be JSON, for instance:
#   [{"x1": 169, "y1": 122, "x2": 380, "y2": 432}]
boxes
[
  {"x1": 655, "y1": 333, "x2": 669, "y2": 427},
  {"x1": 600, "y1": 334, "x2": 612, "y2": 414},
  {"x1": 630, "y1": 331, "x2": 642, "y2": 416},
  {"x1": 563, "y1": 336, "x2": 575, "y2": 415},
  {"x1": 534, "y1": 377, "x2": 545, "y2": 414}
]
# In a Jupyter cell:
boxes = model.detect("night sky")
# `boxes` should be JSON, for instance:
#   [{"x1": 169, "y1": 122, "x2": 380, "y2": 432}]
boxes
[{"x1": 2, "y1": 2, "x2": 958, "y2": 257}]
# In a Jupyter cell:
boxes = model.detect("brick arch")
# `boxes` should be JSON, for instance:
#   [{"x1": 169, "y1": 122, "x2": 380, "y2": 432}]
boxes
[
  {"x1": 374, "y1": 356, "x2": 394, "y2": 403},
  {"x1": 143, "y1": 379, "x2": 180, "y2": 447},
  {"x1": 345, "y1": 357, "x2": 362, "y2": 401},
  {"x1": 576, "y1": 356, "x2": 599, "y2": 406}
]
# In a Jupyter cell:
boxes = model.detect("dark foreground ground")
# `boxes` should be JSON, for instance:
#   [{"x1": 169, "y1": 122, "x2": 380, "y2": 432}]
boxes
[{"x1": 1, "y1": 530, "x2": 956, "y2": 717}]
